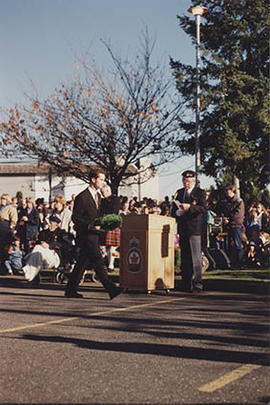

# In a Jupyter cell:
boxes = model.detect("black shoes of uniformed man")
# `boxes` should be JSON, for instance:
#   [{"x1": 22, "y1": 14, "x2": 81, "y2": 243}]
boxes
[{"x1": 192, "y1": 287, "x2": 203, "y2": 293}]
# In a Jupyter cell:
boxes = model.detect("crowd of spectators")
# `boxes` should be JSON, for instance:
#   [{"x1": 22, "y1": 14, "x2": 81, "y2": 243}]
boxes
[
  {"x1": 0, "y1": 193, "x2": 76, "y2": 277},
  {"x1": 204, "y1": 191, "x2": 270, "y2": 269},
  {"x1": 242, "y1": 201, "x2": 270, "y2": 268},
  {"x1": 0, "y1": 189, "x2": 269, "y2": 279}
]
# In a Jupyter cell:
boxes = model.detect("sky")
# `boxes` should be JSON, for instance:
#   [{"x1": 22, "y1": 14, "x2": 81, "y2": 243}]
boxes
[{"x1": 0, "y1": 0, "x2": 214, "y2": 199}]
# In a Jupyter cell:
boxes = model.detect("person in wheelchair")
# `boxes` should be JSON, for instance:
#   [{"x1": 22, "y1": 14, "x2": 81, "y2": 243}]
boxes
[{"x1": 22, "y1": 215, "x2": 67, "y2": 285}]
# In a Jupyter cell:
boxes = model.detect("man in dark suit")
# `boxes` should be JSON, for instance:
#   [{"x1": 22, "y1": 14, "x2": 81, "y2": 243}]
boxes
[
  {"x1": 171, "y1": 170, "x2": 207, "y2": 292},
  {"x1": 65, "y1": 167, "x2": 123, "y2": 299}
]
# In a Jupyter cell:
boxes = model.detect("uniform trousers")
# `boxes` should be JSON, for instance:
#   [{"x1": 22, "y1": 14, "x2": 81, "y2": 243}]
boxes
[{"x1": 179, "y1": 233, "x2": 203, "y2": 291}]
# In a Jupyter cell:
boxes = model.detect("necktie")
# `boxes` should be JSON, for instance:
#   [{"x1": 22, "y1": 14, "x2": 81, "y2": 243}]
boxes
[
  {"x1": 95, "y1": 192, "x2": 99, "y2": 208},
  {"x1": 183, "y1": 190, "x2": 187, "y2": 203}
]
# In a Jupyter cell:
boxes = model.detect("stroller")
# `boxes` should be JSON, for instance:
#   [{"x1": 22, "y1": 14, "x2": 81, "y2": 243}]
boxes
[{"x1": 54, "y1": 233, "x2": 79, "y2": 284}]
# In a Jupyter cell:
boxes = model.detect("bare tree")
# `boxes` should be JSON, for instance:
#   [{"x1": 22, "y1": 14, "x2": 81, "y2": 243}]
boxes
[{"x1": 1, "y1": 31, "x2": 184, "y2": 194}]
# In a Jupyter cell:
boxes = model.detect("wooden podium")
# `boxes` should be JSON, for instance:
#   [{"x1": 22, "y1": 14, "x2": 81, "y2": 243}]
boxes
[{"x1": 120, "y1": 214, "x2": 176, "y2": 293}]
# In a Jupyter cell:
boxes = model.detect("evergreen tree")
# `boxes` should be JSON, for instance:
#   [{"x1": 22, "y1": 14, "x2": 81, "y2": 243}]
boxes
[{"x1": 171, "y1": 0, "x2": 269, "y2": 200}]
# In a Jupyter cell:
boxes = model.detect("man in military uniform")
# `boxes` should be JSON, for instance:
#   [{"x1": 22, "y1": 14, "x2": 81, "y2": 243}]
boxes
[{"x1": 171, "y1": 170, "x2": 207, "y2": 292}]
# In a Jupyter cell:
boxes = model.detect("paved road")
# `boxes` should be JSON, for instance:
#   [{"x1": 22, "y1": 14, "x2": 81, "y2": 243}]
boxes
[{"x1": 0, "y1": 277, "x2": 269, "y2": 404}]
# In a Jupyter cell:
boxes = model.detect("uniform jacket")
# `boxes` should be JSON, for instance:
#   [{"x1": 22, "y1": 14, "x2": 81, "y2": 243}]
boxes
[
  {"x1": 171, "y1": 186, "x2": 207, "y2": 236},
  {"x1": 38, "y1": 227, "x2": 66, "y2": 251}
]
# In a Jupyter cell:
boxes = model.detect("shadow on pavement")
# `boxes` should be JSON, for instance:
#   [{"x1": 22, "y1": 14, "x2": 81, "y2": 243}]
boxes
[{"x1": 16, "y1": 333, "x2": 270, "y2": 366}]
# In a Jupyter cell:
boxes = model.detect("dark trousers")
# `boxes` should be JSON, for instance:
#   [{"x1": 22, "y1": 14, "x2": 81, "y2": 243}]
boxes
[
  {"x1": 180, "y1": 233, "x2": 203, "y2": 291},
  {"x1": 66, "y1": 232, "x2": 114, "y2": 293},
  {"x1": 228, "y1": 226, "x2": 243, "y2": 267}
]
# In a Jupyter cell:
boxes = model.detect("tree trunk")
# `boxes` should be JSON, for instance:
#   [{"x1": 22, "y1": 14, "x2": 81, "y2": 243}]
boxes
[{"x1": 111, "y1": 180, "x2": 120, "y2": 196}]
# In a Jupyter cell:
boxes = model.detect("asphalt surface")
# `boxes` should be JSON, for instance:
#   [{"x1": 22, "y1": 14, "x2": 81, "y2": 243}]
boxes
[{"x1": 0, "y1": 276, "x2": 269, "y2": 405}]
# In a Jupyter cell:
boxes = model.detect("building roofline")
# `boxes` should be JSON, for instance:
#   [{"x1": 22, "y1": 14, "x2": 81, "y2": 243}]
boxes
[{"x1": 0, "y1": 161, "x2": 54, "y2": 175}]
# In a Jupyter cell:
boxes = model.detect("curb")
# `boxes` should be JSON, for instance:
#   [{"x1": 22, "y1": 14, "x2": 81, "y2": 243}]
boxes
[
  {"x1": 202, "y1": 278, "x2": 270, "y2": 295},
  {"x1": 0, "y1": 274, "x2": 269, "y2": 295}
]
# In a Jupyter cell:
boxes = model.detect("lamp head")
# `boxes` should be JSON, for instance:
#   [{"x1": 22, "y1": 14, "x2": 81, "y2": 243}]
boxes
[{"x1": 188, "y1": 5, "x2": 208, "y2": 16}]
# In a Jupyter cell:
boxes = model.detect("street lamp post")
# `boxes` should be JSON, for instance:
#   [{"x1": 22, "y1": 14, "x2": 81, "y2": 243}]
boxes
[{"x1": 188, "y1": 5, "x2": 207, "y2": 181}]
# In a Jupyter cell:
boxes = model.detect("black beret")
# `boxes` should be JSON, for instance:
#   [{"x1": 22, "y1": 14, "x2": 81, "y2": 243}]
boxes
[
  {"x1": 49, "y1": 215, "x2": 61, "y2": 224},
  {"x1": 182, "y1": 170, "x2": 195, "y2": 178}
]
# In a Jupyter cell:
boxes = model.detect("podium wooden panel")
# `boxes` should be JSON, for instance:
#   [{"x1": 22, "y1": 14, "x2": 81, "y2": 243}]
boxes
[{"x1": 120, "y1": 214, "x2": 176, "y2": 292}]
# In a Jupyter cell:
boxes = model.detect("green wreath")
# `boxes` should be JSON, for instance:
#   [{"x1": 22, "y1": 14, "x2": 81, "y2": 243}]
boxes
[{"x1": 93, "y1": 214, "x2": 123, "y2": 232}]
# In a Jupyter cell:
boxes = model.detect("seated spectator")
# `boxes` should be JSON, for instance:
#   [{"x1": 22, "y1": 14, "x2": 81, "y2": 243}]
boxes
[
  {"x1": 244, "y1": 241, "x2": 261, "y2": 268},
  {"x1": 4, "y1": 236, "x2": 23, "y2": 275},
  {"x1": 22, "y1": 216, "x2": 64, "y2": 285},
  {"x1": 258, "y1": 231, "x2": 270, "y2": 266},
  {"x1": 259, "y1": 231, "x2": 270, "y2": 246},
  {"x1": 248, "y1": 228, "x2": 261, "y2": 246}
]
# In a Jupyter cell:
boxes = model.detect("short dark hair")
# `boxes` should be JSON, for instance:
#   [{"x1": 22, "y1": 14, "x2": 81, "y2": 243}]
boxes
[
  {"x1": 225, "y1": 184, "x2": 236, "y2": 192},
  {"x1": 88, "y1": 167, "x2": 105, "y2": 182}
]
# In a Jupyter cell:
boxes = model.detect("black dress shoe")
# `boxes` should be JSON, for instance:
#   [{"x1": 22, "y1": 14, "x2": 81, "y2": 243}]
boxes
[
  {"x1": 108, "y1": 286, "x2": 124, "y2": 300},
  {"x1": 192, "y1": 288, "x2": 203, "y2": 294},
  {"x1": 65, "y1": 291, "x2": 83, "y2": 298}
]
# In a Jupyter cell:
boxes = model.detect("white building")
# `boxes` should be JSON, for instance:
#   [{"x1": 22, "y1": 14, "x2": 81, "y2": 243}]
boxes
[{"x1": 0, "y1": 160, "x2": 159, "y2": 202}]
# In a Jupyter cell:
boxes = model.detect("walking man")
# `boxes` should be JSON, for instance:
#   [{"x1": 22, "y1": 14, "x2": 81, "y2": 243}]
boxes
[
  {"x1": 65, "y1": 167, "x2": 123, "y2": 299},
  {"x1": 171, "y1": 170, "x2": 207, "y2": 292}
]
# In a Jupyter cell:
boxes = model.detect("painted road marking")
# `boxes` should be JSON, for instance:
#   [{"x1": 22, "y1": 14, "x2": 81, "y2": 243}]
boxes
[
  {"x1": 1, "y1": 295, "x2": 263, "y2": 391},
  {"x1": 0, "y1": 296, "x2": 185, "y2": 334},
  {"x1": 198, "y1": 364, "x2": 261, "y2": 392}
]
